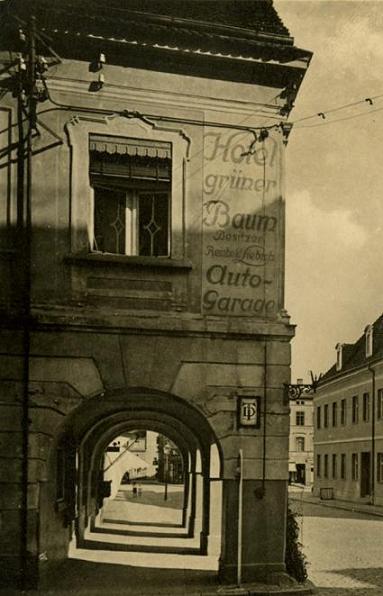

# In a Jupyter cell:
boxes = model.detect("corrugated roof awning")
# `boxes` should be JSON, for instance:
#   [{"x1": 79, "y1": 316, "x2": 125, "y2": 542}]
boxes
[{"x1": 89, "y1": 135, "x2": 171, "y2": 159}]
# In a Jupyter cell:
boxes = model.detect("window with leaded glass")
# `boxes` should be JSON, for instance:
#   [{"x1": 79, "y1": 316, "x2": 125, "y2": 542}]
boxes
[{"x1": 90, "y1": 135, "x2": 171, "y2": 257}]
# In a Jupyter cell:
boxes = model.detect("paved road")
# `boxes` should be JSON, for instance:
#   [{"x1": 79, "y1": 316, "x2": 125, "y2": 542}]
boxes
[{"x1": 289, "y1": 499, "x2": 383, "y2": 595}]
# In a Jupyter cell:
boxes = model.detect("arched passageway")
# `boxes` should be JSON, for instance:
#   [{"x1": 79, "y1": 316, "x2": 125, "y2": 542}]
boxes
[{"x1": 43, "y1": 388, "x2": 223, "y2": 575}]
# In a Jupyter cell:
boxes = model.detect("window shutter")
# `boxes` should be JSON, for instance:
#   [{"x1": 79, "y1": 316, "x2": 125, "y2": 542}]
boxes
[{"x1": 89, "y1": 135, "x2": 171, "y2": 181}]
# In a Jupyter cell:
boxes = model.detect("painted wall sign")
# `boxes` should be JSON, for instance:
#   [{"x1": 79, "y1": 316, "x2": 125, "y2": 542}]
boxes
[
  {"x1": 238, "y1": 396, "x2": 261, "y2": 428},
  {"x1": 202, "y1": 128, "x2": 283, "y2": 317}
]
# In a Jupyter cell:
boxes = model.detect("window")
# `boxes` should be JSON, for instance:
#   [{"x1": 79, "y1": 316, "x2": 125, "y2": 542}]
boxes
[
  {"x1": 296, "y1": 411, "x2": 305, "y2": 426},
  {"x1": 67, "y1": 116, "x2": 188, "y2": 261},
  {"x1": 341, "y1": 398, "x2": 346, "y2": 425},
  {"x1": 332, "y1": 454, "x2": 337, "y2": 479},
  {"x1": 332, "y1": 402, "x2": 337, "y2": 427},
  {"x1": 362, "y1": 392, "x2": 370, "y2": 422},
  {"x1": 324, "y1": 404, "x2": 329, "y2": 428},
  {"x1": 378, "y1": 453, "x2": 383, "y2": 483},
  {"x1": 90, "y1": 136, "x2": 171, "y2": 257},
  {"x1": 352, "y1": 395, "x2": 359, "y2": 423},
  {"x1": 296, "y1": 437, "x2": 305, "y2": 452},
  {"x1": 324, "y1": 454, "x2": 328, "y2": 478},
  {"x1": 316, "y1": 454, "x2": 321, "y2": 478},
  {"x1": 378, "y1": 389, "x2": 383, "y2": 420},
  {"x1": 341, "y1": 453, "x2": 346, "y2": 479},
  {"x1": 316, "y1": 406, "x2": 321, "y2": 429},
  {"x1": 352, "y1": 453, "x2": 358, "y2": 480}
]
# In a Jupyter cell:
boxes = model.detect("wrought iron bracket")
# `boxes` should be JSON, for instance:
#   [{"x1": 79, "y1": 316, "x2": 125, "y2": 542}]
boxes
[{"x1": 283, "y1": 373, "x2": 322, "y2": 404}]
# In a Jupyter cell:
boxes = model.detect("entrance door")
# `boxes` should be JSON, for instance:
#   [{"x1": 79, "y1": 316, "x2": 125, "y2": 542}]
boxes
[{"x1": 360, "y1": 452, "x2": 371, "y2": 497}]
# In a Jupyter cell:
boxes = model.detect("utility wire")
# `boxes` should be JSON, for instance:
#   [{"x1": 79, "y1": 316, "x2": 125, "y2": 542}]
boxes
[
  {"x1": 294, "y1": 105, "x2": 383, "y2": 129},
  {"x1": 290, "y1": 93, "x2": 383, "y2": 126}
]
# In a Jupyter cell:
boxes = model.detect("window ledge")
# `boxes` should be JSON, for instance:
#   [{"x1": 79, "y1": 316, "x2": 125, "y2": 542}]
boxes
[{"x1": 64, "y1": 252, "x2": 193, "y2": 270}]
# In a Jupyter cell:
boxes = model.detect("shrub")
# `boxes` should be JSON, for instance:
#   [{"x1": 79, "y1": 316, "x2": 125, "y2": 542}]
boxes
[{"x1": 285, "y1": 505, "x2": 308, "y2": 583}]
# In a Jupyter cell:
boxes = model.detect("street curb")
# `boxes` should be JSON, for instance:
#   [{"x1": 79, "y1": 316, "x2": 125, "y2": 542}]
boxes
[{"x1": 289, "y1": 494, "x2": 383, "y2": 518}]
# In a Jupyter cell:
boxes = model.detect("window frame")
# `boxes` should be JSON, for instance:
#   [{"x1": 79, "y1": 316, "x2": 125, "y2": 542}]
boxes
[
  {"x1": 332, "y1": 402, "x2": 337, "y2": 427},
  {"x1": 296, "y1": 411, "x2": 305, "y2": 426},
  {"x1": 362, "y1": 392, "x2": 370, "y2": 422},
  {"x1": 316, "y1": 406, "x2": 321, "y2": 429},
  {"x1": 316, "y1": 454, "x2": 321, "y2": 478},
  {"x1": 66, "y1": 114, "x2": 190, "y2": 261},
  {"x1": 341, "y1": 398, "x2": 346, "y2": 425},
  {"x1": 295, "y1": 436, "x2": 305, "y2": 452},
  {"x1": 92, "y1": 185, "x2": 171, "y2": 258},
  {"x1": 324, "y1": 404, "x2": 329, "y2": 428},
  {"x1": 352, "y1": 395, "x2": 359, "y2": 424},
  {"x1": 324, "y1": 454, "x2": 328, "y2": 479}
]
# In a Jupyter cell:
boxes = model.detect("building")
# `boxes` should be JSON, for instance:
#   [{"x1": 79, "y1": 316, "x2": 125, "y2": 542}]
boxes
[
  {"x1": 288, "y1": 380, "x2": 314, "y2": 486},
  {"x1": 0, "y1": 0, "x2": 311, "y2": 589},
  {"x1": 313, "y1": 315, "x2": 383, "y2": 507}
]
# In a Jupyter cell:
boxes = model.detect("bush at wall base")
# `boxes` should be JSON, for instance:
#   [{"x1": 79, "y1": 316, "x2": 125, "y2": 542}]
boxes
[{"x1": 285, "y1": 505, "x2": 308, "y2": 583}]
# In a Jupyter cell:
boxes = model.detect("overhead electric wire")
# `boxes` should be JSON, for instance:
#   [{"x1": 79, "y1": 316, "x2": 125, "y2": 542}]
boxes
[
  {"x1": 290, "y1": 92, "x2": 383, "y2": 126},
  {"x1": 294, "y1": 104, "x2": 383, "y2": 129}
]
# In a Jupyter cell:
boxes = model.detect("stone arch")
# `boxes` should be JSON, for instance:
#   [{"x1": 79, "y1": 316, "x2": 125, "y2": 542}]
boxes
[{"x1": 42, "y1": 386, "x2": 224, "y2": 568}]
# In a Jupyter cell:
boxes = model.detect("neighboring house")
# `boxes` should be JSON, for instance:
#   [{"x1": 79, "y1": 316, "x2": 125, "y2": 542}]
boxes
[
  {"x1": 0, "y1": 0, "x2": 311, "y2": 588},
  {"x1": 289, "y1": 380, "x2": 314, "y2": 486},
  {"x1": 103, "y1": 436, "x2": 152, "y2": 499},
  {"x1": 313, "y1": 315, "x2": 383, "y2": 507}
]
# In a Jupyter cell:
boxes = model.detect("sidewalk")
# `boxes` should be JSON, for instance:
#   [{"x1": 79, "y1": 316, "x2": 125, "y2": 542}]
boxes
[{"x1": 289, "y1": 487, "x2": 383, "y2": 518}]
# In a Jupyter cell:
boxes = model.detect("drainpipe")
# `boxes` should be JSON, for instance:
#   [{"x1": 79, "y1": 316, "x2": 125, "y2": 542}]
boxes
[{"x1": 368, "y1": 364, "x2": 376, "y2": 505}]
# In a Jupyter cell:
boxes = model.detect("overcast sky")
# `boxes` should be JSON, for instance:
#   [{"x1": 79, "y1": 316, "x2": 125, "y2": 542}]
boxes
[{"x1": 273, "y1": 0, "x2": 383, "y2": 381}]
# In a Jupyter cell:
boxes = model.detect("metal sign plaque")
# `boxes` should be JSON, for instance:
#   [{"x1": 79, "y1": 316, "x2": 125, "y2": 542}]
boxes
[{"x1": 238, "y1": 396, "x2": 261, "y2": 428}]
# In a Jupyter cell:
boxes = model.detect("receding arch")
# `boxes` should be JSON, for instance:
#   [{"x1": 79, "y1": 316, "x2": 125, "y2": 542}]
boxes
[{"x1": 47, "y1": 387, "x2": 224, "y2": 566}]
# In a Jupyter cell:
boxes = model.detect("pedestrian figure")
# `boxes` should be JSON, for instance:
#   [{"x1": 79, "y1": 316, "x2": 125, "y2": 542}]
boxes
[
  {"x1": 138, "y1": 483, "x2": 142, "y2": 497},
  {"x1": 132, "y1": 482, "x2": 137, "y2": 497}
]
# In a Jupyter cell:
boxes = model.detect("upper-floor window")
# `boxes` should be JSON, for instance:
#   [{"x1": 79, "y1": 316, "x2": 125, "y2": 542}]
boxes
[
  {"x1": 332, "y1": 402, "x2": 337, "y2": 427},
  {"x1": 378, "y1": 388, "x2": 383, "y2": 420},
  {"x1": 362, "y1": 392, "x2": 370, "y2": 422},
  {"x1": 365, "y1": 324, "x2": 373, "y2": 358},
  {"x1": 324, "y1": 404, "x2": 329, "y2": 428},
  {"x1": 324, "y1": 454, "x2": 328, "y2": 478},
  {"x1": 316, "y1": 454, "x2": 321, "y2": 478},
  {"x1": 296, "y1": 436, "x2": 305, "y2": 452},
  {"x1": 352, "y1": 395, "x2": 359, "y2": 424},
  {"x1": 341, "y1": 398, "x2": 346, "y2": 425},
  {"x1": 90, "y1": 136, "x2": 171, "y2": 257},
  {"x1": 66, "y1": 115, "x2": 189, "y2": 261},
  {"x1": 296, "y1": 411, "x2": 305, "y2": 426},
  {"x1": 316, "y1": 406, "x2": 321, "y2": 429}
]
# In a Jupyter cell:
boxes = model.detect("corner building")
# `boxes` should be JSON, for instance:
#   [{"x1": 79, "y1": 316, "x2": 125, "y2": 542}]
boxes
[
  {"x1": 0, "y1": 0, "x2": 311, "y2": 588},
  {"x1": 313, "y1": 315, "x2": 383, "y2": 507}
]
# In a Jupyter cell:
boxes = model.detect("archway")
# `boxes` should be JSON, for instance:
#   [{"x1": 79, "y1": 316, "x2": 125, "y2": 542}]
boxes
[{"x1": 42, "y1": 388, "x2": 223, "y2": 577}]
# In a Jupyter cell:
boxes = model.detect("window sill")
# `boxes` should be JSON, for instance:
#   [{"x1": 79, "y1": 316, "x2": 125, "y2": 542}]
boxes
[{"x1": 64, "y1": 252, "x2": 193, "y2": 270}]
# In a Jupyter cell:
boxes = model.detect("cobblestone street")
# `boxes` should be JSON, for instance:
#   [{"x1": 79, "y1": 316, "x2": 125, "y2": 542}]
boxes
[{"x1": 290, "y1": 498, "x2": 383, "y2": 595}]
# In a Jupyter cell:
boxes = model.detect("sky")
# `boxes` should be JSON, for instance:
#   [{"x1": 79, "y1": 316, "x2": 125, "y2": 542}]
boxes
[{"x1": 273, "y1": 0, "x2": 383, "y2": 381}]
